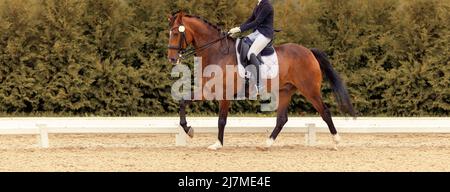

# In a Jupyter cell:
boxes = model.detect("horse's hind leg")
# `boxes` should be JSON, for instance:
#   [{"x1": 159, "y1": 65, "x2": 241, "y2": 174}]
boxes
[
  {"x1": 304, "y1": 93, "x2": 341, "y2": 150},
  {"x1": 265, "y1": 84, "x2": 296, "y2": 148}
]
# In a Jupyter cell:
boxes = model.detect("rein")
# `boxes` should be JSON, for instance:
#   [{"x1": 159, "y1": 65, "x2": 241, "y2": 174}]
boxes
[{"x1": 181, "y1": 34, "x2": 229, "y2": 58}]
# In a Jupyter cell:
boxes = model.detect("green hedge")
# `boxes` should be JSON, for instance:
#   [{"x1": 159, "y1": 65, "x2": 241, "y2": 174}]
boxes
[{"x1": 0, "y1": 0, "x2": 448, "y2": 116}]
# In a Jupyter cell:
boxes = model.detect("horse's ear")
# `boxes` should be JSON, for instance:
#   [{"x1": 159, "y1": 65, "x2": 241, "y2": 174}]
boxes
[
  {"x1": 175, "y1": 12, "x2": 184, "y2": 23},
  {"x1": 167, "y1": 14, "x2": 172, "y2": 21}
]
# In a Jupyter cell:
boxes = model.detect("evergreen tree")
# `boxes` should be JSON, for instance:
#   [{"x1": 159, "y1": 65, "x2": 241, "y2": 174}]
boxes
[{"x1": 0, "y1": 0, "x2": 447, "y2": 116}]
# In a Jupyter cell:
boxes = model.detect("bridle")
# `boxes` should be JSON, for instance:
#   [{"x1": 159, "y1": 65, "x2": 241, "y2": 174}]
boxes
[
  {"x1": 168, "y1": 21, "x2": 229, "y2": 64},
  {"x1": 168, "y1": 25, "x2": 189, "y2": 54}
]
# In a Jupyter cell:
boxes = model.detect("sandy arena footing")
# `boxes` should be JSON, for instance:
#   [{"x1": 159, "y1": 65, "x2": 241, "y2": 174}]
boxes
[{"x1": 0, "y1": 133, "x2": 449, "y2": 172}]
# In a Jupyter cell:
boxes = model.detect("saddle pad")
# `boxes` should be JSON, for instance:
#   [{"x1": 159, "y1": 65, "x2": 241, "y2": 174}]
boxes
[{"x1": 235, "y1": 39, "x2": 279, "y2": 79}]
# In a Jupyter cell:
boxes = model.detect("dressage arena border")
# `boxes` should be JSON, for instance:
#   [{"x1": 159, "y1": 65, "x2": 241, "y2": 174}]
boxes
[{"x1": 0, "y1": 117, "x2": 449, "y2": 148}]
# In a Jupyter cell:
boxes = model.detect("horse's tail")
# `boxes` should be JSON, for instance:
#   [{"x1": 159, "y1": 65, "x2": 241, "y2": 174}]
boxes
[{"x1": 310, "y1": 48, "x2": 356, "y2": 117}]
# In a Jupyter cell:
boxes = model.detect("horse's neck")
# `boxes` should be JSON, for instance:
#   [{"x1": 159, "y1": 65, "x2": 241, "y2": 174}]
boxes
[
  {"x1": 196, "y1": 37, "x2": 236, "y2": 66},
  {"x1": 185, "y1": 18, "x2": 236, "y2": 65}
]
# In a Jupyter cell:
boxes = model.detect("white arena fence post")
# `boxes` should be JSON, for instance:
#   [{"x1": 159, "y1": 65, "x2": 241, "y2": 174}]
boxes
[
  {"x1": 176, "y1": 124, "x2": 187, "y2": 146},
  {"x1": 36, "y1": 124, "x2": 49, "y2": 148},
  {"x1": 305, "y1": 123, "x2": 317, "y2": 146}
]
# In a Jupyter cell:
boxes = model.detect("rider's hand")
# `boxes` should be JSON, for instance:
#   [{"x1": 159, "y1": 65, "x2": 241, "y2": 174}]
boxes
[{"x1": 228, "y1": 27, "x2": 241, "y2": 35}]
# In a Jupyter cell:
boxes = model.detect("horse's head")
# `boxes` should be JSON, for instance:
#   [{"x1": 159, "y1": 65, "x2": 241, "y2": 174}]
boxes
[{"x1": 167, "y1": 11, "x2": 194, "y2": 64}]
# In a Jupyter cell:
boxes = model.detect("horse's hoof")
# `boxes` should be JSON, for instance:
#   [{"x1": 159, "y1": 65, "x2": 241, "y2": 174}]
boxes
[
  {"x1": 333, "y1": 134, "x2": 341, "y2": 145},
  {"x1": 265, "y1": 138, "x2": 275, "y2": 148},
  {"x1": 187, "y1": 126, "x2": 194, "y2": 138},
  {"x1": 332, "y1": 134, "x2": 341, "y2": 151},
  {"x1": 207, "y1": 141, "x2": 223, "y2": 150}
]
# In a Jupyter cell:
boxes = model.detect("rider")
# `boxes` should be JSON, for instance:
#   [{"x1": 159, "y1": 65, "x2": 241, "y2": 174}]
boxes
[{"x1": 229, "y1": 0, "x2": 274, "y2": 96}]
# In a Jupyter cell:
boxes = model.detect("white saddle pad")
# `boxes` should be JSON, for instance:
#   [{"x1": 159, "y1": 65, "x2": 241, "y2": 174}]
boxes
[{"x1": 236, "y1": 39, "x2": 279, "y2": 79}]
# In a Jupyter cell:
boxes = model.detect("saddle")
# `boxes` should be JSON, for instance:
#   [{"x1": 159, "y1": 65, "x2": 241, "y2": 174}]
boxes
[{"x1": 237, "y1": 37, "x2": 275, "y2": 67}]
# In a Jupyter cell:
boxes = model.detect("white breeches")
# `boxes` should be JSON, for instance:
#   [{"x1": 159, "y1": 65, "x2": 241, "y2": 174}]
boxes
[{"x1": 246, "y1": 30, "x2": 271, "y2": 59}]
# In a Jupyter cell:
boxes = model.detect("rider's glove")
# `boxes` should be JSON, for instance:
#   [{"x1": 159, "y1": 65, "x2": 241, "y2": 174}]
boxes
[{"x1": 228, "y1": 27, "x2": 241, "y2": 35}]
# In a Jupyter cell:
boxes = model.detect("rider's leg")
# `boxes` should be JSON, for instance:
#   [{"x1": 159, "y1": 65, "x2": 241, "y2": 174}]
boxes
[
  {"x1": 247, "y1": 33, "x2": 271, "y2": 60},
  {"x1": 246, "y1": 30, "x2": 260, "y2": 42}
]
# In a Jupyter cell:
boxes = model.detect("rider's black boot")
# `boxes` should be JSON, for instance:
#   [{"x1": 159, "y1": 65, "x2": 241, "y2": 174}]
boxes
[{"x1": 249, "y1": 53, "x2": 265, "y2": 96}]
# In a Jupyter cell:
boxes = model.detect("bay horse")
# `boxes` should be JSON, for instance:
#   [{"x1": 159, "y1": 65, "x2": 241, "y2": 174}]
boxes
[{"x1": 167, "y1": 11, "x2": 356, "y2": 150}]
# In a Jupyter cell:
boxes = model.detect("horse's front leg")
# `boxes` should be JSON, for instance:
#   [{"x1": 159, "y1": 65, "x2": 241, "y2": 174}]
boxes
[
  {"x1": 208, "y1": 100, "x2": 230, "y2": 150},
  {"x1": 180, "y1": 99, "x2": 194, "y2": 138}
]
